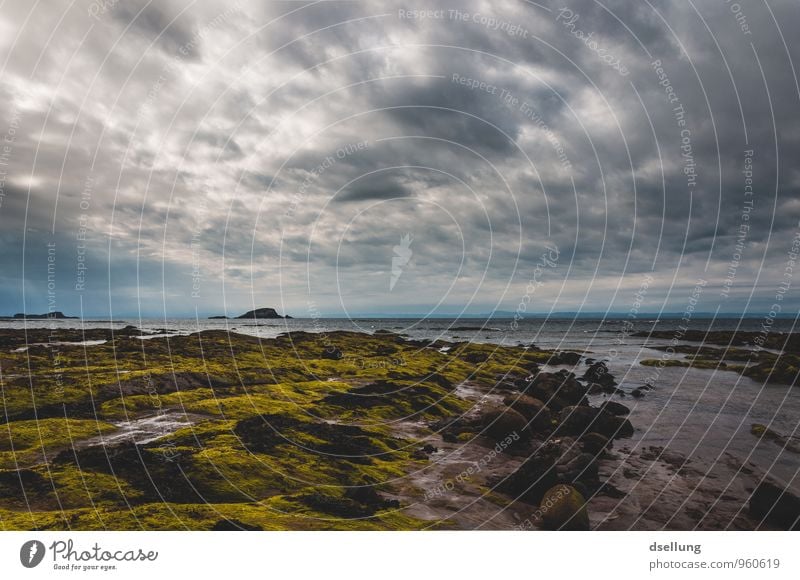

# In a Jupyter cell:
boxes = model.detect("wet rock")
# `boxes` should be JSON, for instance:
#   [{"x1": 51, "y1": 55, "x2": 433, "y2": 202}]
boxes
[
  {"x1": 743, "y1": 354, "x2": 800, "y2": 386},
  {"x1": 580, "y1": 432, "x2": 611, "y2": 455},
  {"x1": 548, "y1": 351, "x2": 582, "y2": 366},
  {"x1": 480, "y1": 407, "x2": 528, "y2": 443},
  {"x1": 582, "y1": 361, "x2": 616, "y2": 388},
  {"x1": 557, "y1": 406, "x2": 633, "y2": 439},
  {"x1": 751, "y1": 424, "x2": 800, "y2": 453},
  {"x1": 749, "y1": 482, "x2": 800, "y2": 530},
  {"x1": 529, "y1": 373, "x2": 589, "y2": 408},
  {"x1": 502, "y1": 395, "x2": 551, "y2": 431},
  {"x1": 600, "y1": 401, "x2": 631, "y2": 416},
  {"x1": 557, "y1": 406, "x2": 600, "y2": 434},
  {"x1": 559, "y1": 453, "x2": 599, "y2": 485},
  {"x1": 495, "y1": 454, "x2": 558, "y2": 505},
  {"x1": 539, "y1": 484, "x2": 590, "y2": 530},
  {"x1": 605, "y1": 415, "x2": 634, "y2": 438},
  {"x1": 412, "y1": 444, "x2": 438, "y2": 460}
]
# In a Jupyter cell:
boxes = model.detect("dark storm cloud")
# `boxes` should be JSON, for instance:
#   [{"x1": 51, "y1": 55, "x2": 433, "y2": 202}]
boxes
[
  {"x1": 1, "y1": 0, "x2": 799, "y2": 316},
  {"x1": 336, "y1": 174, "x2": 413, "y2": 203}
]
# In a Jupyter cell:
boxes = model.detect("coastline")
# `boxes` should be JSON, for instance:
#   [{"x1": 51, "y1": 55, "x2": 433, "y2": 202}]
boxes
[{"x1": 0, "y1": 320, "x2": 798, "y2": 530}]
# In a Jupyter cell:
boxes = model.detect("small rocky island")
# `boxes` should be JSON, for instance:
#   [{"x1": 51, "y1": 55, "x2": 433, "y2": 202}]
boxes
[
  {"x1": 208, "y1": 307, "x2": 292, "y2": 320},
  {"x1": 0, "y1": 312, "x2": 78, "y2": 320}
]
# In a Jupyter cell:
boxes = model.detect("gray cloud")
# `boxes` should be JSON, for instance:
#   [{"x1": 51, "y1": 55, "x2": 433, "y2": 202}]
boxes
[{"x1": 0, "y1": 0, "x2": 798, "y2": 317}]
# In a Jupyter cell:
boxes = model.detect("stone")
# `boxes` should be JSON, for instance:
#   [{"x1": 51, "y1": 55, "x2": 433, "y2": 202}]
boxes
[
  {"x1": 539, "y1": 484, "x2": 590, "y2": 530},
  {"x1": 749, "y1": 482, "x2": 800, "y2": 530}
]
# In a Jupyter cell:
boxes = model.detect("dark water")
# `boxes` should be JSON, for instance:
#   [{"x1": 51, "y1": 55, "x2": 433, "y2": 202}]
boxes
[{"x1": 3, "y1": 316, "x2": 800, "y2": 493}]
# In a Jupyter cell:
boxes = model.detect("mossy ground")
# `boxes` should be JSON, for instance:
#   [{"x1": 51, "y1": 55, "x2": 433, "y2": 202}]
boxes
[{"x1": 0, "y1": 328, "x2": 543, "y2": 530}]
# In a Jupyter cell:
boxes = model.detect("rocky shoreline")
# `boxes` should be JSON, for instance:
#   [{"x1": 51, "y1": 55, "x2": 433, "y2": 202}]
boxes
[{"x1": 0, "y1": 327, "x2": 797, "y2": 530}]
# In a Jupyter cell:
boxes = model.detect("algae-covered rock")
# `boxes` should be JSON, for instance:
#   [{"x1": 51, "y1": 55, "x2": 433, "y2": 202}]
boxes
[
  {"x1": 539, "y1": 484, "x2": 590, "y2": 530},
  {"x1": 502, "y1": 395, "x2": 551, "y2": 431},
  {"x1": 479, "y1": 406, "x2": 528, "y2": 443}
]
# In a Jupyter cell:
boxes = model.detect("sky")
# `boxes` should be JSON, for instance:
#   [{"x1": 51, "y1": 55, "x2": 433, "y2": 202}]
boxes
[{"x1": 0, "y1": 0, "x2": 799, "y2": 319}]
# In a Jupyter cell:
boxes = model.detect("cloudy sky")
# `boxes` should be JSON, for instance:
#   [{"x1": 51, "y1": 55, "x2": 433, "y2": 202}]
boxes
[{"x1": 0, "y1": 0, "x2": 799, "y2": 318}]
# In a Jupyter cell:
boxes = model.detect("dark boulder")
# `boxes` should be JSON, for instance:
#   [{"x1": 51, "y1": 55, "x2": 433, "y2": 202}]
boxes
[
  {"x1": 604, "y1": 415, "x2": 634, "y2": 438},
  {"x1": 557, "y1": 406, "x2": 634, "y2": 439},
  {"x1": 539, "y1": 484, "x2": 590, "y2": 530},
  {"x1": 495, "y1": 454, "x2": 558, "y2": 505},
  {"x1": 749, "y1": 482, "x2": 800, "y2": 530},
  {"x1": 559, "y1": 453, "x2": 599, "y2": 485},
  {"x1": 502, "y1": 395, "x2": 551, "y2": 431},
  {"x1": 530, "y1": 373, "x2": 589, "y2": 408},
  {"x1": 582, "y1": 361, "x2": 616, "y2": 388},
  {"x1": 599, "y1": 401, "x2": 631, "y2": 416},
  {"x1": 580, "y1": 432, "x2": 611, "y2": 455},
  {"x1": 480, "y1": 406, "x2": 528, "y2": 443},
  {"x1": 548, "y1": 351, "x2": 582, "y2": 366}
]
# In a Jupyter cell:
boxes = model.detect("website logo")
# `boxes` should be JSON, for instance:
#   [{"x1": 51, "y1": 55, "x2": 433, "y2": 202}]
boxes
[
  {"x1": 20, "y1": 540, "x2": 46, "y2": 568},
  {"x1": 390, "y1": 234, "x2": 413, "y2": 291}
]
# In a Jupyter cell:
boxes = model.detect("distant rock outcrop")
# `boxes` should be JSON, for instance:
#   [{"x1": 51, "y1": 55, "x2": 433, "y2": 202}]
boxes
[
  {"x1": 7, "y1": 312, "x2": 78, "y2": 319},
  {"x1": 208, "y1": 308, "x2": 292, "y2": 320}
]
